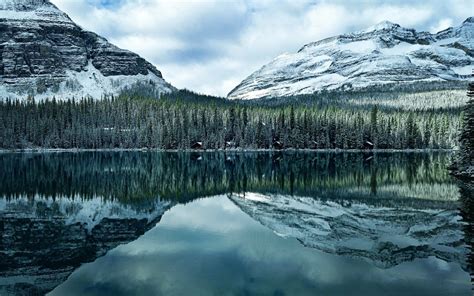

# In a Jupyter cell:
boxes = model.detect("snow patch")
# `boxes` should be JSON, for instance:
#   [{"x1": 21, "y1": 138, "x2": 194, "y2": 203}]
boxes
[
  {"x1": 0, "y1": 62, "x2": 174, "y2": 101},
  {"x1": 243, "y1": 192, "x2": 269, "y2": 203},
  {"x1": 339, "y1": 40, "x2": 377, "y2": 54},
  {"x1": 380, "y1": 43, "x2": 424, "y2": 55},
  {"x1": 452, "y1": 65, "x2": 473, "y2": 75}
]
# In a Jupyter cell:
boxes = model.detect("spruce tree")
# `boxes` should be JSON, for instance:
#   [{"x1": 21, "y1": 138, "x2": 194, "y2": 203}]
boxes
[
  {"x1": 370, "y1": 105, "x2": 378, "y2": 148},
  {"x1": 406, "y1": 113, "x2": 417, "y2": 149},
  {"x1": 453, "y1": 82, "x2": 474, "y2": 178}
]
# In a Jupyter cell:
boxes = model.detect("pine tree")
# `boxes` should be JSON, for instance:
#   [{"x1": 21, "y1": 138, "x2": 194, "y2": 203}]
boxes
[
  {"x1": 406, "y1": 113, "x2": 416, "y2": 149},
  {"x1": 453, "y1": 82, "x2": 474, "y2": 178},
  {"x1": 370, "y1": 105, "x2": 378, "y2": 148}
]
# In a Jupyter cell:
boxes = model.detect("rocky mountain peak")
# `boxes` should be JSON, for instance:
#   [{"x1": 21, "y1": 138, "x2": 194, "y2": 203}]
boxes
[
  {"x1": 463, "y1": 16, "x2": 474, "y2": 24},
  {"x1": 459, "y1": 17, "x2": 474, "y2": 33},
  {"x1": 0, "y1": 0, "x2": 73, "y2": 25},
  {"x1": 228, "y1": 18, "x2": 473, "y2": 100},
  {"x1": 364, "y1": 20, "x2": 401, "y2": 32},
  {"x1": 0, "y1": 0, "x2": 174, "y2": 100},
  {"x1": 0, "y1": 0, "x2": 51, "y2": 11}
]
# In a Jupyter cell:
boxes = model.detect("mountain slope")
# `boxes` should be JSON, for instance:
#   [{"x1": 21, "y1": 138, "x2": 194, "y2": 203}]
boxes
[
  {"x1": 0, "y1": 0, "x2": 175, "y2": 100},
  {"x1": 228, "y1": 18, "x2": 474, "y2": 100}
]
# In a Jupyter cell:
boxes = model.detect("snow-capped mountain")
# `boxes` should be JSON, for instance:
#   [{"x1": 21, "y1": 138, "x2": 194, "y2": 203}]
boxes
[
  {"x1": 0, "y1": 0, "x2": 175, "y2": 100},
  {"x1": 228, "y1": 18, "x2": 474, "y2": 100}
]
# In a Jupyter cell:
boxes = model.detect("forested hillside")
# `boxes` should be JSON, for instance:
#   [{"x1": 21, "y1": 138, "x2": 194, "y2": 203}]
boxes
[{"x1": 0, "y1": 91, "x2": 462, "y2": 150}]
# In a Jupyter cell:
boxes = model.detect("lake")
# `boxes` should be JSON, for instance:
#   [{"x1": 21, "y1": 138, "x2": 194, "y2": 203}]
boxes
[{"x1": 0, "y1": 151, "x2": 472, "y2": 296}]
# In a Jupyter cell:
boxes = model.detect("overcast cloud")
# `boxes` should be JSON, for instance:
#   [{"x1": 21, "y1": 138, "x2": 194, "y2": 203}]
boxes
[{"x1": 50, "y1": 0, "x2": 473, "y2": 97}]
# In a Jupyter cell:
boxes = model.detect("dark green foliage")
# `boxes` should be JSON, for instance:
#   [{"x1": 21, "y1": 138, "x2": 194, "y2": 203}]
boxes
[
  {"x1": 459, "y1": 83, "x2": 474, "y2": 162},
  {"x1": 0, "y1": 151, "x2": 456, "y2": 203},
  {"x1": 0, "y1": 93, "x2": 461, "y2": 150},
  {"x1": 452, "y1": 82, "x2": 474, "y2": 178}
]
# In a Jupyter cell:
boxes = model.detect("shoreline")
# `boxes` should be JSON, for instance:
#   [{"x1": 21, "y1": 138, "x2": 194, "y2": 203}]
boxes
[{"x1": 0, "y1": 148, "x2": 456, "y2": 154}]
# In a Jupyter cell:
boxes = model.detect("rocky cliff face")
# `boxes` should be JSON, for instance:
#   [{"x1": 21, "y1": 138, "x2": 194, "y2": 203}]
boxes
[
  {"x1": 0, "y1": 196, "x2": 172, "y2": 296},
  {"x1": 229, "y1": 192, "x2": 469, "y2": 270},
  {"x1": 0, "y1": 0, "x2": 175, "y2": 100},
  {"x1": 228, "y1": 18, "x2": 474, "y2": 100}
]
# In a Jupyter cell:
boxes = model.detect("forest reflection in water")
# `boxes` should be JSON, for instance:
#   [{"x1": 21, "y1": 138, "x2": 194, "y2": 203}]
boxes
[
  {"x1": 0, "y1": 151, "x2": 460, "y2": 202},
  {"x1": 0, "y1": 151, "x2": 472, "y2": 296}
]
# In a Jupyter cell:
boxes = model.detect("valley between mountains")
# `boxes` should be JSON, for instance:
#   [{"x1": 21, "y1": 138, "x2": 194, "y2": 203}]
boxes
[
  {"x1": 0, "y1": 1, "x2": 472, "y2": 178},
  {"x1": 0, "y1": 2, "x2": 473, "y2": 295}
]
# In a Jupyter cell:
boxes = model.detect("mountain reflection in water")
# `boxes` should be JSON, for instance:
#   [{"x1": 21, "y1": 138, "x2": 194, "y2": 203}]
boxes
[{"x1": 0, "y1": 151, "x2": 471, "y2": 296}]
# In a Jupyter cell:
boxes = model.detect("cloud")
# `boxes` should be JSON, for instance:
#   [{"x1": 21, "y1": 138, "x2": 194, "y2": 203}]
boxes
[
  {"x1": 430, "y1": 18, "x2": 455, "y2": 33},
  {"x1": 50, "y1": 0, "x2": 473, "y2": 96}
]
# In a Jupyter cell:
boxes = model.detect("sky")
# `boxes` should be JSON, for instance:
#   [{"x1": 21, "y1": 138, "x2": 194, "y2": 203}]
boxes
[{"x1": 50, "y1": 0, "x2": 474, "y2": 97}]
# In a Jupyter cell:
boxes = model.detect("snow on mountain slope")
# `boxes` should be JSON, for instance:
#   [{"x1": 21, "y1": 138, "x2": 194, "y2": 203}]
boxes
[
  {"x1": 228, "y1": 18, "x2": 474, "y2": 100},
  {"x1": 0, "y1": 0, "x2": 175, "y2": 100}
]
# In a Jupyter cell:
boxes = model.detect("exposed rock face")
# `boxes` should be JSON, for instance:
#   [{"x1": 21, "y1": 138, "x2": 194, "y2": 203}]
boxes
[
  {"x1": 0, "y1": 196, "x2": 172, "y2": 295},
  {"x1": 229, "y1": 192, "x2": 469, "y2": 270},
  {"x1": 228, "y1": 18, "x2": 474, "y2": 100},
  {"x1": 0, "y1": 0, "x2": 175, "y2": 100}
]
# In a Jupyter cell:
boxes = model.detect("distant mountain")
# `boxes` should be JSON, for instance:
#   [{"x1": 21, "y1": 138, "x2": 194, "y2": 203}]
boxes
[
  {"x1": 0, "y1": 0, "x2": 175, "y2": 100},
  {"x1": 228, "y1": 18, "x2": 474, "y2": 100}
]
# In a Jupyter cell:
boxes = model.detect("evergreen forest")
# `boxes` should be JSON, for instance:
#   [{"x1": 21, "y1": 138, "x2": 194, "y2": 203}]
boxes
[{"x1": 0, "y1": 90, "x2": 464, "y2": 150}]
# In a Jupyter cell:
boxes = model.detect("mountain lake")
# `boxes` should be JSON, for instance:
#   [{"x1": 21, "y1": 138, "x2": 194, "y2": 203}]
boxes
[{"x1": 0, "y1": 151, "x2": 472, "y2": 296}]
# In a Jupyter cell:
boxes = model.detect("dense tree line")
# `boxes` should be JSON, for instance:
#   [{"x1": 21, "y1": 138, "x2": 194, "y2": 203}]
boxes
[
  {"x1": 451, "y1": 82, "x2": 474, "y2": 179},
  {"x1": 0, "y1": 94, "x2": 461, "y2": 150},
  {"x1": 243, "y1": 89, "x2": 467, "y2": 111}
]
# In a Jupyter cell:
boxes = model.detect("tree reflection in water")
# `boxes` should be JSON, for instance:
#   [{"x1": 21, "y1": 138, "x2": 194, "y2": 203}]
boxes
[{"x1": 0, "y1": 151, "x2": 471, "y2": 295}]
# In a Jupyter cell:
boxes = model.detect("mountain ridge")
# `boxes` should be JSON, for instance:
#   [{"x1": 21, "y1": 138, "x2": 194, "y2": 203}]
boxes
[
  {"x1": 0, "y1": 0, "x2": 175, "y2": 100},
  {"x1": 228, "y1": 18, "x2": 474, "y2": 100}
]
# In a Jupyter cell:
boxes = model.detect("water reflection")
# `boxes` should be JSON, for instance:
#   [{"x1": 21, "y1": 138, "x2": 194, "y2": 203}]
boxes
[
  {"x1": 50, "y1": 196, "x2": 471, "y2": 296},
  {"x1": 458, "y1": 182, "x2": 474, "y2": 285},
  {"x1": 0, "y1": 152, "x2": 458, "y2": 202},
  {"x1": 0, "y1": 151, "x2": 471, "y2": 295},
  {"x1": 229, "y1": 192, "x2": 465, "y2": 269}
]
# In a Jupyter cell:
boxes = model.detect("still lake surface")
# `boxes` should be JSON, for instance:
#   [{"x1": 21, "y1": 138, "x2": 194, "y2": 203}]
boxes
[{"x1": 0, "y1": 151, "x2": 472, "y2": 296}]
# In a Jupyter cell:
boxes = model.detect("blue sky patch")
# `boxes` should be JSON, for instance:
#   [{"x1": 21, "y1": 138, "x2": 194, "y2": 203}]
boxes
[{"x1": 87, "y1": 0, "x2": 126, "y2": 9}]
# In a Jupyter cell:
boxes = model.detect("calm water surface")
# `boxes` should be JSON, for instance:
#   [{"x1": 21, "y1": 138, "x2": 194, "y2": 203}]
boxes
[{"x1": 0, "y1": 152, "x2": 472, "y2": 296}]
